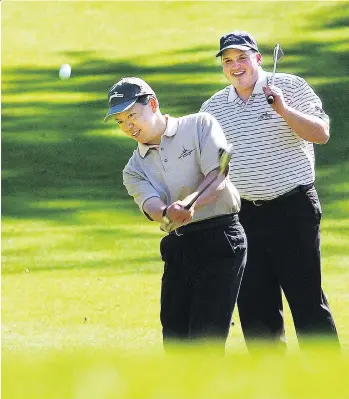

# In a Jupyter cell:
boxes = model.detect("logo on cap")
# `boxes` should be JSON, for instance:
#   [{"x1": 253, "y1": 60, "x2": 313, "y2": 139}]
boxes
[
  {"x1": 216, "y1": 31, "x2": 259, "y2": 57},
  {"x1": 109, "y1": 91, "x2": 124, "y2": 103},
  {"x1": 223, "y1": 37, "x2": 238, "y2": 45}
]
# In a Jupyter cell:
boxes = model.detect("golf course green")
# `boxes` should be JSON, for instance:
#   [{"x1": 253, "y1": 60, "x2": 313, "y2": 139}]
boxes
[{"x1": 2, "y1": 1, "x2": 349, "y2": 398}]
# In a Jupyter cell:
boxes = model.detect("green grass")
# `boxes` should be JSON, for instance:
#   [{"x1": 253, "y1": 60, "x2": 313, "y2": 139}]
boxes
[
  {"x1": 2, "y1": 1, "x2": 349, "y2": 398},
  {"x1": 3, "y1": 346, "x2": 349, "y2": 399}
]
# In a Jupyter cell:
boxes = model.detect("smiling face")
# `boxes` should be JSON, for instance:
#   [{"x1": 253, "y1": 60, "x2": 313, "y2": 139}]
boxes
[
  {"x1": 114, "y1": 97, "x2": 163, "y2": 145},
  {"x1": 221, "y1": 48, "x2": 262, "y2": 97}
]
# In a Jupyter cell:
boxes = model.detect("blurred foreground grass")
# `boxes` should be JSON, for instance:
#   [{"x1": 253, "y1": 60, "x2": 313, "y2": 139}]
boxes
[{"x1": 3, "y1": 345, "x2": 349, "y2": 399}]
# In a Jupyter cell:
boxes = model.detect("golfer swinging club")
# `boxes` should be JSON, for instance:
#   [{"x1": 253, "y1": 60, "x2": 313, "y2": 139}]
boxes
[{"x1": 104, "y1": 77, "x2": 247, "y2": 352}]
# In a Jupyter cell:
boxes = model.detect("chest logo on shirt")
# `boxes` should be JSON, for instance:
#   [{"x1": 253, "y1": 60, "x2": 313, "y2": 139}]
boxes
[
  {"x1": 178, "y1": 146, "x2": 195, "y2": 159},
  {"x1": 258, "y1": 112, "x2": 273, "y2": 121}
]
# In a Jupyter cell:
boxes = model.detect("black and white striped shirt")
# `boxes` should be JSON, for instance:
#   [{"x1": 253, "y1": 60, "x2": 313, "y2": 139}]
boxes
[{"x1": 200, "y1": 68, "x2": 329, "y2": 201}]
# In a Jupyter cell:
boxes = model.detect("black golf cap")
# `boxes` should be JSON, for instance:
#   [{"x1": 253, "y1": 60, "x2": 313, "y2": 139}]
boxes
[
  {"x1": 104, "y1": 77, "x2": 155, "y2": 123},
  {"x1": 216, "y1": 31, "x2": 259, "y2": 57}
]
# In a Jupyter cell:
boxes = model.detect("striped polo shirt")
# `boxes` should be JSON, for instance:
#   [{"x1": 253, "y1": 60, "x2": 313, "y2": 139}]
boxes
[
  {"x1": 200, "y1": 68, "x2": 329, "y2": 201},
  {"x1": 123, "y1": 112, "x2": 241, "y2": 232}
]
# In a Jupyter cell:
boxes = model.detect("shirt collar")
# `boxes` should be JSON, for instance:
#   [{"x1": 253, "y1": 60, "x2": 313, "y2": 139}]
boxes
[
  {"x1": 227, "y1": 67, "x2": 269, "y2": 102},
  {"x1": 138, "y1": 115, "x2": 179, "y2": 158}
]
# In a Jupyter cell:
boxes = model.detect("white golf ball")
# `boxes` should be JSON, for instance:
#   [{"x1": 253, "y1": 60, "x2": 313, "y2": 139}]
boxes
[{"x1": 59, "y1": 64, "x2": 71, "y2": 80}]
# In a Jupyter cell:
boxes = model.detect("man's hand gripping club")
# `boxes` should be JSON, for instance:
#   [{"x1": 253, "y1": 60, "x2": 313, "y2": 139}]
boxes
[{"x1": 164, "y1": 145, "x2": 233, "y2": 226}]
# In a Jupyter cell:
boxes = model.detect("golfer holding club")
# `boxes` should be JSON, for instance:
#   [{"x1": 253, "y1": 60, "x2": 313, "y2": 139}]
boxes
[
  {"x1": 104, "y1": 77, "x2": 247, "y2": 352},
  {"x1": 201, "y1": 31, "x2": 339, "y2": 350}
]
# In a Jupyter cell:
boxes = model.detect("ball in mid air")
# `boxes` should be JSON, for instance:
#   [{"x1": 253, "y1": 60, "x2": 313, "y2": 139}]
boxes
[{"x1": 59, "y1": 64, "x2": 71, "y2": 80}]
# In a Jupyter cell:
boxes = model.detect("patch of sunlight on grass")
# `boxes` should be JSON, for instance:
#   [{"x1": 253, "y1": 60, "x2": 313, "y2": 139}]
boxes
[
  {"x1": 2, "y1": 272, "x2": 162, "y2": 349},
  {"x1": 325, "y1": 202, "x2": 349, "y2": 217},
  {"x1": 306, "y1": 28, "x2": 349, "y2": 44},
  {"x1": 322, "y1": 221, "x2": 349, "y2": 243},
  {"x1": 3, "y1": 132, "x2": 74, "y2": 143},
  {"x1": 2, "y1": 234, "x2": 163, "y2": 274},
  {"x1": 307, "y1": 76, "x2": 349, "y2": 85},
  {"x1": 323, "y1": 256, "x2": 349, "y2": 276},
  {"x1": 2, "y1": 168, "x2": 28, "y2": 179},
  {"x1": 141, "y1": 52, "x2": 214, "y2": 67},
  {"x1": 4, "y1": 92, "x2": 100, "y2": 103},
  {"x1": 2, "y1": 210, "x2": 164, "y2": 275},
  {"x1": 2, "y1": 324, "x2": 161, "y2": 352},
  {"x1": 83, "y1": 127, "x2": 129, "y2": 139}
]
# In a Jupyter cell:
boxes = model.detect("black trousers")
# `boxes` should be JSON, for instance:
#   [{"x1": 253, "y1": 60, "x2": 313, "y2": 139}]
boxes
[
  {"x1": 160, "y1": 214, "x2": 247, "y2": 351},
  {"x1": 237, "y1": 186, "x2": 339, "y2": 350}
]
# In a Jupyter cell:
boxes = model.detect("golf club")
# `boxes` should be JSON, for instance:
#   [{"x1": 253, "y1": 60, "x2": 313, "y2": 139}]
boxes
[
  {"x1": 267, "y1": 44, "x2": 284, "y2": 105},
  {"x1": 184, "y1": 145, "x2": 233, "y2": 210}
]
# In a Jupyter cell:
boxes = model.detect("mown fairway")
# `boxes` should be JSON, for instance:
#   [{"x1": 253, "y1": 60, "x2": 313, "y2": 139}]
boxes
[{"x1": 2, "y1": 1, "x2": 349, "y2": 398}]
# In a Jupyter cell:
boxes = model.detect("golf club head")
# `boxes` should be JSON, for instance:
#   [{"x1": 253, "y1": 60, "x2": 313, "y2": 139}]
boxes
[
  {"x1": 273, "y1": 44, "x2": 284, "y2": 62},
  {"x1": 218, "y1": 144, "x2": 233, "y2": 174}
]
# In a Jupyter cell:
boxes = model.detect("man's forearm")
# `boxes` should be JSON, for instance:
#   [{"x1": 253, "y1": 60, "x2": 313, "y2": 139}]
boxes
[
  {"x1": 183, "y1": 169, "x2": 226, "y2": 210},
  {"x1": 280, "y1": 106, "x2": 330, "y2": 144},
  {"x1": 143, "y1": 197, "x2": 166, "y2": 223}
]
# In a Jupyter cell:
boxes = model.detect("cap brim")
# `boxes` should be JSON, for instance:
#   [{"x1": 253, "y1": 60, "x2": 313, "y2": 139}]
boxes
[
  {"x1": 103, "y1": 98, "x2": 137, "y2": 123},
  {"x1": 216, "y1": 45, "x2": 254, "y2": 57}
]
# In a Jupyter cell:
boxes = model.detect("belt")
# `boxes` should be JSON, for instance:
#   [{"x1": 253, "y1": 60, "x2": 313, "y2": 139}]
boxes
[
  {"x1": 241, "y1": 183, "x2": 314, "y2": 207},
  {"x1": 169, "y1": 214, "x2": 238, "y2": 236}
]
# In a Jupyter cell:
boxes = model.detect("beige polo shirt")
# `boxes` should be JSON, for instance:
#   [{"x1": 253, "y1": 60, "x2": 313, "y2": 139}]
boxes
[{"x1": 123, "y1": 112, "x2": 240, "y2": 232}]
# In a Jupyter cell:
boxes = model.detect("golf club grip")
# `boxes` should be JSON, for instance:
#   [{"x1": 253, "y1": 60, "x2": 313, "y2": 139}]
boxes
[
  {"x1": 267, "y1": 95, "x2": 274, "y2": 104},
  {"x1": 184, "y1": 195, "x2": 199, "y2": 210},
  {"x1": 184, "y1": 175, "x2": 218, "y2": 210}
]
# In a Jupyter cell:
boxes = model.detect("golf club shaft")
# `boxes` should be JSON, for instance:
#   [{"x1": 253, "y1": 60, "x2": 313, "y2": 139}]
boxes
[
  {"x1": 184, "y1": 145, "x2": 233, "y2": 210},
  {"x1": 267, "y1": 45, "x2": 279, "y2": 105},
  {"x1": 184, "y1": 174, "x2": 220, "y2": 210}
]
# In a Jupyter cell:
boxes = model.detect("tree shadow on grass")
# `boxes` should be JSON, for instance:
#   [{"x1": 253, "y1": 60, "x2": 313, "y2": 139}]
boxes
[
  {"x1": 2, "y1": 3, "x2": 348, "y2": 277},
  {"x1": 317, "y1": 2, "x2": 349, "y2": 29},
  {"x1": 2, "y1": 37, "x2": 348, "y2": 225}
]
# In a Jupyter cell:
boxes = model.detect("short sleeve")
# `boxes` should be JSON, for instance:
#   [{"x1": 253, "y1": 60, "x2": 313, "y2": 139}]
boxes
[
  {"x1": 198, "y1": 113, "x2": 229, "y2": 176},
  {"x1": 122, "y1": 155, "x2": 160, "y2": 218},
  {"x1": 288, "y1": 76, "x2": 329, "y2": 124}
]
